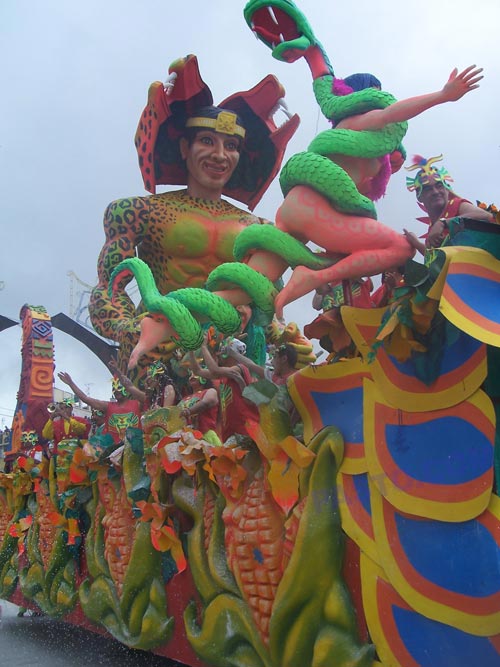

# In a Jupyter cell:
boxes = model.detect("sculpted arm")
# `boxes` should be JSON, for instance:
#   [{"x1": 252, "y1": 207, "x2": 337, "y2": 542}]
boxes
[
  {"x1": 89, "y1": 197, "x2": 149, "y2": 340},
  {"x1": 343, "y1": 66, "x2": 483, "y2": 132}
]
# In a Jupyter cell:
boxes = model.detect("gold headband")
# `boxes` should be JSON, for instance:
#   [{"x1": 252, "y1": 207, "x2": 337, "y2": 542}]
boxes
[{"x1": 186, "y1": 111, "x2": 246, "y2": 138}]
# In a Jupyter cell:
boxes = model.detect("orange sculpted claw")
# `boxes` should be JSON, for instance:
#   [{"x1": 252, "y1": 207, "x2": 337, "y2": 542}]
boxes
[{"x1": 128, "y1": 315, "x2": 173, "y2": 369}]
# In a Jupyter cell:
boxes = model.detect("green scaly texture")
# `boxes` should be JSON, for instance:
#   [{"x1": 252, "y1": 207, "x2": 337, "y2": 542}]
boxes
[
  {"x1": 110, "y1": 258, "x2": 243, "y2": 349},
  {"x1": 234, "y1": 224, "x2": 335, "y2": 269},
  {"x1": 244, "y1": 1, "x2": 408, "y2": 219}
]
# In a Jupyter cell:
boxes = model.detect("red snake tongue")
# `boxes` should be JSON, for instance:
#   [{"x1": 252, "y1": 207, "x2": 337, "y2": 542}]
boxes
[
  {"x1": 250, "y1": 5, "x2": 300, "y2": 46},
  {"x1": 253, "y1": 25, "x2": 279, "y2": 43}
]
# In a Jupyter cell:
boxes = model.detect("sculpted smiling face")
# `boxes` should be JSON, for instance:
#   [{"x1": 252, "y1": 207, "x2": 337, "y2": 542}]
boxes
[
  {"x1": 180, "y1": 111, "x2": 242, "y2": 199},
  {"x1": 180, "y1": 129, "x2": 241, "y2": 200}
]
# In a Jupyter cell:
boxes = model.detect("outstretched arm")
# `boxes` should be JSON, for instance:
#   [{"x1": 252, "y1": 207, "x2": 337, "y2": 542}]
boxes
[
  {"x1": 200, "y1": 344, "x2": 248, "y2": 391},
  {"x1": 57, "y1": 372, "x2": 109, "y2": 412},
  {"x1": 342, "y1": 66, "x2": 483, "y2": 132},
  {"x1": 187, "y1": 351, "x2": 212, "y2": 380},
  {"x1": 403, "y1": 229, "x2": 426, "y2": 256},
  {"x1": 200, "y1": 344, "x2": 227, "y2": 378},
  {"x1": 227, "y1": 347, "x2": 265, "y2": 379}
]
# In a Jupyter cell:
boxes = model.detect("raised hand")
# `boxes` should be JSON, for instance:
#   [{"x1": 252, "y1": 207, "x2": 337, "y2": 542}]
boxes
[
  {"x1": 442, "y1": 65, "x2": 483, "y2": 101},
  {"x1": 57, "y1": 371, "x2": 72, "y2": 386},
  {"x1": 403, "y1": 229, "x2": 425, "y2": 254}
]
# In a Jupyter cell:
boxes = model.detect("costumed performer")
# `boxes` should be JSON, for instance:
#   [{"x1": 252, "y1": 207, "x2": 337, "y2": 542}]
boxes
[
  {"x1": 177, "y1": 372, "x2": 219, "y2": 436},
  {"x1": 227, "y1": 339, "x2": 299, "y2": 385},
  {"x1": 57, "y1": 371, "x2": 141, "y2": 445},
  {"x1": 189, "y1": 338, "x2": 259, "y2": 442},
  {"x1": 109, "y1": 359, "x2": 178, "y2": 410},
  {"x1": 403, "y1": 154, "x2": 494, "y2": 254},
  {"x1": 41, "y1": 398, "x2": 89, "y2": 453},
  {"x1": 371, "y1": 267, "x2": 406, "y2": 308}
]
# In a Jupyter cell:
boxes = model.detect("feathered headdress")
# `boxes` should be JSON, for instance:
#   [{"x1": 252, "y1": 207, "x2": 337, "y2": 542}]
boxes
[
  {"x1": 111, "y1": 376, "x2": 127, "y2": 396},
  {"x1": 21, "y1": 430, "x2": 38, "y2": 446},
  {"x1": 146, "y1": 360, "x2": 168, "y2": 378},
  {"x1": 405, "y1": 154, "x2": 453, "y2": 195}
]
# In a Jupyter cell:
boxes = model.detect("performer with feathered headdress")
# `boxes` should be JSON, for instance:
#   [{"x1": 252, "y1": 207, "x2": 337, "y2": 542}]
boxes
[{"x1": 403, "y1": 154, "x2": 494, "y2": 254}]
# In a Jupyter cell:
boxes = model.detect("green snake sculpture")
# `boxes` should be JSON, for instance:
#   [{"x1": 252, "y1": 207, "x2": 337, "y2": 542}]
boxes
[
  {"x1": 242, "y1": 1, "x2": 483, "y2": 319},
  {"x1": 110, "y1": 0, "x2": 409, "y2": 353},
  {"x1": 244, "y1": 0, "x2": 408, "y2": 222},
  {"x1": 109, "y1": 225, "x2": 333, "y2": 352},
  {"x1": 112, "y1": 0, "x2": 479, "y2": 354}
]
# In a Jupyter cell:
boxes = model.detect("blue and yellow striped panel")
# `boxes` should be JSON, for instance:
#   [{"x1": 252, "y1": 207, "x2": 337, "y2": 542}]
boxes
[
  {"x1": 362, "y1": 553, "x2": 500, "y2": 667},
  {"x1": 364, "y1": 380, "x2": 495, "y2": 521},
  {"x1": 370, "y1": 490, "x2": 500, "y2": 636},
  {"x1": 342, "y1": 306, "x2": 486, "y2": 412},
  {"x1": 439, "y1": 248, "x2": 500, "y2": 347},
  {"x1": 288, "y1": 358, "x2": 369, "y2": 473}
]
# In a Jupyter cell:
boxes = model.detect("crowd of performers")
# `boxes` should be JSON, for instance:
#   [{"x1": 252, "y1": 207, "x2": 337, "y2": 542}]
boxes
[
  {"x1": 5, "y1": 3, "x2": 500, "y2": 482},
  {"x1": 5, "y1": 327, "x2": 306, "y2": 472},
  {"x1": 6, "y1": 145, "x2": 498, "y2": 474}
]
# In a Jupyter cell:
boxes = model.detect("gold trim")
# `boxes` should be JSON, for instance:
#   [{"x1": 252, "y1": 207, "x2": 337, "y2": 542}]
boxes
[{"x1": 186, "y1": 111, "x2": 245, "y2": 138}]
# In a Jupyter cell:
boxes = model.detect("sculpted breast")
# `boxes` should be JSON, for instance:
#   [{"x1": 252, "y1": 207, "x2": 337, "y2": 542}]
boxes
[{"x1": 161, "y1": 213, "x2": 212, "y2": 257}]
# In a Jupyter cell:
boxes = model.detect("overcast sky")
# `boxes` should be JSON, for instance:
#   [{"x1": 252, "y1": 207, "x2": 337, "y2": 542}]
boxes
[{"x1": 1, "y1": 0, "x2": 499, "y2": 424}]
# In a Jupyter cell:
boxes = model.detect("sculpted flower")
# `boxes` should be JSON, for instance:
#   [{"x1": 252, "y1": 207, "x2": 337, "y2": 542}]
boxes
[
  {"x1": 47, "y1": 510, "x2": 81, "y2": 545},
  {"x1": 155, "y1": 430, "x2": 207, "y2": 476},
  {"x1": 246, "y1": 421, "x2": 315, "y2": 515},
  {"x1": 205, "y1": 446, "x2": 247, "y2": 498},
  {"x1": 68, "y1": 446, "x2": 93, "y2": 485},
  {"x1": 9, "y1": 514, "x2": 33, "y2": 553},
  {"x1": 136, "y1": 500, "x2": 186, "y2": 573}
]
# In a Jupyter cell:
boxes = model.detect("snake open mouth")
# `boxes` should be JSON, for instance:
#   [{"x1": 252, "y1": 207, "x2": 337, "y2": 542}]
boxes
[
  {"x1": 247, "y1": 3, "x2": 301, "y2": 49},
  {"x1": 244, "y1": 1, "x2": 313, "y2": 62}
]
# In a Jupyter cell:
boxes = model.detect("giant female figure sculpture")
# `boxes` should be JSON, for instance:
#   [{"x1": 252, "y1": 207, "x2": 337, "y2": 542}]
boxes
[{"x1": 243, "y1": 0, "x2": 484, "y2": 317}]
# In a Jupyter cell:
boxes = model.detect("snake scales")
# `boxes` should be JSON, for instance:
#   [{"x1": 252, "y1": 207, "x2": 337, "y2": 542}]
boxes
[{"x1": 111, "y1": 0, "x2": 408, "y2": 349}]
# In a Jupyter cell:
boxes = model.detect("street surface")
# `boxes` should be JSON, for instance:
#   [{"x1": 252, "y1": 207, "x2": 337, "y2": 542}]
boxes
[{"x1": 0, "y1": 600, "x2": 186, "y2": 667}]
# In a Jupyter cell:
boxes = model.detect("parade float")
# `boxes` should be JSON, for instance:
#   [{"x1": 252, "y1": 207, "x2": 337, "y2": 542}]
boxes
[{"x1": 1, "y1": 2, "x2": 500, "y2": 666}]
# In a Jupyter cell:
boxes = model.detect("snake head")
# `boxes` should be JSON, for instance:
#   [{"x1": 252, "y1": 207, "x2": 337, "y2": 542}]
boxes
[
  {"x1": 244, "y1": 0, "x2": 317, "y2": 63},
  {"x1": 108, "y1": 265, "x2": 134, "y2": 302}
]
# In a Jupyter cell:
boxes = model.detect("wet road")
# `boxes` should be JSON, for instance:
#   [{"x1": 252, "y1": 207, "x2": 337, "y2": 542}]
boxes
[{"x1": 0, "y1": 601, "x2": 186, "y2": 667}]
